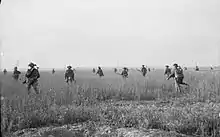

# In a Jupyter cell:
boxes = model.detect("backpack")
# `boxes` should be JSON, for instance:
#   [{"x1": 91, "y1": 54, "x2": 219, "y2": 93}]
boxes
[{"x1": 175, "y1": 67, "x2": 183, "y2": 77}]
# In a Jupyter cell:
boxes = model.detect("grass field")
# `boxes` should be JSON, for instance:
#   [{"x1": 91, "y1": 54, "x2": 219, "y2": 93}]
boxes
[{"x1": 1, "y1": 68, "x2": 220, "y2": 137}]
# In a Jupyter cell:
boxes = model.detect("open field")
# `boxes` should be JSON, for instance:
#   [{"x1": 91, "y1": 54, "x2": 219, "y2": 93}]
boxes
[{"x1": 1, "y1": 69, "x2": 220, "y2": 137}]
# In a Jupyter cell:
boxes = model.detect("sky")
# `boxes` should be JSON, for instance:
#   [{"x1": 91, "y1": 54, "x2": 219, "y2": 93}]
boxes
[{"x1": 0, "y1": 0, "x2": 220, "y2": 70}]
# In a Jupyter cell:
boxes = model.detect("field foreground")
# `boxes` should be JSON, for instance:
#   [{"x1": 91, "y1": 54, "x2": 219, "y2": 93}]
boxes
[
  {"x1": 3, "y1": 99, "x2": 220, "y2": 137},
  {"x1": 1, "y1": 69, "x2": 220, "y2": 137}
]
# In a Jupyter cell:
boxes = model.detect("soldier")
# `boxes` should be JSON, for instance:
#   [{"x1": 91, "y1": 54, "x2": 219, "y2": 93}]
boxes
[
  {"x1": 3, "y1": 69, "x2": 7, "y2": 75},
  {"x1": 167, "y1": 63, "x2": 189, "y2": 92},
  {"x1": 195, "y1": 66, "x2": 199, "y2": 71},
  {"x1": 148, "y1": 67, "x2": 151, "y2": 72},
  {"x1": 12, "y1": 66, "x2": 21, "y2": 81},
  {"x1": 23, "y1": 62, "x2": 40, "y2": 94},
  {"x1": 141, "y1": 65, "x2": 147, "y2": 77},
  {"x1": 65, "y1": 65, "x2": 75, "y2": 84},
  {"x1": 164, "y1": 65, "x2": 171, "y2": 77},
  {"x1": 52, "y1": 68, "x2": 55, "y2": 74},
  {"x1": 137, "y1": 65, "x2": 147, "y2": 77},
  {"x1": 121, "y1": 67, "x2": 129, "y2": 78},
  {"x1": 96, "y1": 66, "x2": 104, "y2": 77},
  {"x1": 114, "y1": 68, "x2": 117, "y2": 73},
  {"x1": 92, "y1": 68, "x2": 96, "y2": 73}
]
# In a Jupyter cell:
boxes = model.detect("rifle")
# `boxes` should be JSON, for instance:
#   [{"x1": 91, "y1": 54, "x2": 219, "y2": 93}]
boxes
[
  {"x1": 115, "y1": 71, "x2": 128, "y2": 78},
  {"x1": 136, "y1": 68, "x2": 141, "y2": 72}
]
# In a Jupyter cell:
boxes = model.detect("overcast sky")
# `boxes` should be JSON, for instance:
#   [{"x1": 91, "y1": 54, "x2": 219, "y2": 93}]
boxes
[{"x1": 0, "y1": 0, "x2": 219, "y2": 69}]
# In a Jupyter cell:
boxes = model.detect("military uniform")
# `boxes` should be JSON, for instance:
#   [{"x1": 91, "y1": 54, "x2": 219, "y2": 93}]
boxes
[
  {"x1": 164, "y1": 65, "x2": 171, "y2": 77},
  {"x1": 167, "y1": 64, "x2": 188, "y2": 92},
  {"x1": 23, "y1": 63, "x2": 40, "y2": 94},
  {"x1": 92, "y1": 68, "x2": 96, "y2": 73},
  {"x1": 52, "y1": 69, "x2": 55, "y2": 74},
  {"x1": 3, "y1": 69, "x2": 7, "y2": 75},
  {"x1": 121, "y1": 67, "x2": 128, "y2": 78},
  {"x1": 13, "y1": 67, "x2": 21, "y2": 81},
  {"x1": 141, "y1": 65, "x2": 147, "y2": 77},
  {"x1": 114, "y1": 68, "x2": 117, "y2": 73},
  {"x1": 96, "y1": 67, "x2": 104, "y2": 77},
  {"x1": 65, "y1": 66, "x2": 75, "y2": 84}
]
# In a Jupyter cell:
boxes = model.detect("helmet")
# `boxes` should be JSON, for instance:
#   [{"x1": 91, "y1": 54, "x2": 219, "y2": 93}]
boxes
[
  {"x1": 28, "y1": 62, "x2": 36, "y2": 68},
  {"x1": 173, "y1": 63, "x2": 178, "y2": 67},
  {"x1": 67, "y1": 65, "x2": 72, "y2": 69}
]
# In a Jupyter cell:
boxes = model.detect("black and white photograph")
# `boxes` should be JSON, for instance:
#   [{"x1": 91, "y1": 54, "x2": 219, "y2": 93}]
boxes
[{"x1": 0, "y1": 0, "x2": 220, "y2": 136}]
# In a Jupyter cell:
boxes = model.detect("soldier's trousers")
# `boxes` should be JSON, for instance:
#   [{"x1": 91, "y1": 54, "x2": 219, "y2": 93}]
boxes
[
  {"x1": 13, "y1": 76, "x2": 19, "y2": 81},
  {"x1": 66, "y1": 77, "x2": 75, "y2": 84},
  {"x1": 27, "y1": 81, "x2": 40, "y2": 94},
  {"x1": 174, "y1": 77, "x2": 185, "y2": 92}
]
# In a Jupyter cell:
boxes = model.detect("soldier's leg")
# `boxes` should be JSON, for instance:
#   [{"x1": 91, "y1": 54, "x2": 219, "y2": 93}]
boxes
[
  {"x1": 70, "y1": 78, "x2": 73, "y2": 84},
  {"x1": 174, "y1": 78, "x2": 181, "y2": 92},
  {"x1": 179, "y1": 77, "x2": 189, "y2": 86},
  {"x1": 32, "y1": 81, "x2": 40, "y2": 94},
  {"x1": 66, "y1": 78, "x2": 69, "y2": 84},
  {"x1": 27, "y1": 84, "x2": 32, "y2": 94}
]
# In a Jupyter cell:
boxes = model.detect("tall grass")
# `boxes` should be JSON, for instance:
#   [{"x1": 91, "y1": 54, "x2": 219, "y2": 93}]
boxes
[{"x1": 1, "y1": 71, "x2": 220, "y2": 136}]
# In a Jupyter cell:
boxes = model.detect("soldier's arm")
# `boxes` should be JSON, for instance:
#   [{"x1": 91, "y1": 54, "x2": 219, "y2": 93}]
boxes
[
  {"x1": 164, "y1": 70, "x2": 167, "y2": 75},
  {"x1": 96, "y1": 70, "x2": 99, "y2": 74},
  {"x1": 25, "y1": 72, "x2": 29, "y2": 77},
  {"x1": 71, "y1": 70, "x2": 74, "y2": 77},
  {"x1": 121, "y1": 71, "x2": 124, "y2": 75},
  {"x1": 167, "y1": 71, "x2": 175, "y2": 80}
]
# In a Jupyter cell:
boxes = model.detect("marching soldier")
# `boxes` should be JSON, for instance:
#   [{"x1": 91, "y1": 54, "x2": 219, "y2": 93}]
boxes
[
  {"x1": 114, "y1": 68, "x2": 117, "y2": 73},
  {"x1": 195, "y1": 66, "x2": 199, "y2": 71},
  {"x1": 137, "y1": 65, "x2": 147, "y2": 77},
  {"x1": 65, "y1": 65, "x2": 75, "y2": 84},
  {"x1": 52, "y1": 68, "x2": 55, "y2": 74},
  {"x1": 92, "y1": 68, "x2": 96, "y2": 73},
  {"x1": 12, "y1": 66, "x2": 21, "y2": 81},
  {"x1": 121, "y1": 67, "x2": 129, "y2": 79},
  {"x1": 23, "y1": 62, "x2": 40, "y2": 94},
  {"x1": 164, "y1": 65, "x2": 171, "y2": 77},
  {"x1": 96, "y1": 66, "x2": 104, "y2": 77},
  {"x1": 3, "y1": 69, "x2": 7, "y2": 75},
  {"x1": 141, "y1": 65, "x2": 147, "y2": 77},
  {"x1": 167, "y1": 63, "x2": 189, "y2": 92}
]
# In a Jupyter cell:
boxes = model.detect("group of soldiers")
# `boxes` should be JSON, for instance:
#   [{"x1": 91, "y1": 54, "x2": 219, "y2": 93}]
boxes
[
  {"x1": 164, "y1": 64, "x2": 189, "y2": 92},
  {"x1": 2, "y1": 62, "x2": 41, "y2": 94},
  {"x1": 2, "y1": 62, "x2": 218, "y2": 95},
  {"x1": 92, "y1": 65, "x2": 149, "y2": 79}
]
